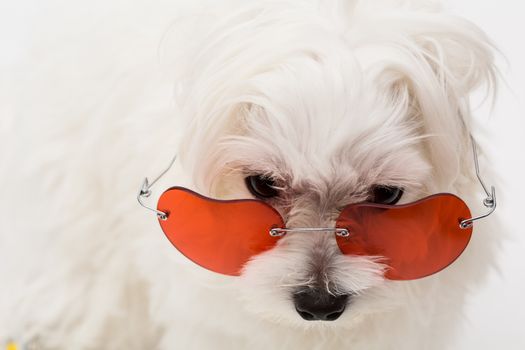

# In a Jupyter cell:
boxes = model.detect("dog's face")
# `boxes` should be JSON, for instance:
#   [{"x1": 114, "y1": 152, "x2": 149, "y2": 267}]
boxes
[{"x1": 170, "y1": 1, "x2": 496, "y2": 328}]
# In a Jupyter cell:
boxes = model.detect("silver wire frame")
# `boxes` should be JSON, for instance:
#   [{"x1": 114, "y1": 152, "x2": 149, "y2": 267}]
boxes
[
  {"x1": 458, "y1": 137, "x2": 497, "y2": 229},
  {"x1": 137, "y1": 137, "x2": 497, "y2": 234},
  {"x1": 137, "y1": 155, "x2": 177, "y2": 221}
]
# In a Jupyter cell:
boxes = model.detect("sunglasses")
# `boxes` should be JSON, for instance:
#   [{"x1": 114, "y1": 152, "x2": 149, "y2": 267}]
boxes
[{"x1": 138, "y1": 138, "x2": 496, "y2": 280}]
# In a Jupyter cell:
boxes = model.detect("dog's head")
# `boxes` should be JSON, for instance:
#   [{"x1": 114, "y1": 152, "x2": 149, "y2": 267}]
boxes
[{"x1": 166, "y1": 0, "x2": 496, "y2": 327}]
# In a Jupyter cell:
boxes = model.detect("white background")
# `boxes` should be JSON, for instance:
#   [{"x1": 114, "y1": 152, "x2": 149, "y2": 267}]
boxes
[
  {"x1": 443, "y1": 1, "x2": 525, "y2": 349},
  {"x1": 1, "y1": 1, "x2": 524, "y2": 348}
]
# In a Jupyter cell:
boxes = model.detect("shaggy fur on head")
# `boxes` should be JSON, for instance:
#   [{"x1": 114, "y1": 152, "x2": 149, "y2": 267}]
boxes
[{"x1": 0, "y1": 0, "x2": 500, "y2": 349}]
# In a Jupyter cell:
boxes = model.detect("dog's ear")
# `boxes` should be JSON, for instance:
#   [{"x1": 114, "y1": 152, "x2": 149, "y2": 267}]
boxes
[{"x1": 355, "y1": 12, "x2": 498, "y2": 185}]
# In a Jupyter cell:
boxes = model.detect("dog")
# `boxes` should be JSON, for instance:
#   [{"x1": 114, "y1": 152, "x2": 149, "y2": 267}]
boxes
[{"x1": 0, "y1": 0, "x2": 500, "y2": 349}]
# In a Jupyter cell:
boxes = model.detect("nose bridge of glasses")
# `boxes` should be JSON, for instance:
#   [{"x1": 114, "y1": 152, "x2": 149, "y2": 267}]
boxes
[
  {"x1": 269, "y1": 227, "x2": 349, "y2": 237},
  {"x1": 268, "y1": 201, "x2": 351, "y2": 237}
]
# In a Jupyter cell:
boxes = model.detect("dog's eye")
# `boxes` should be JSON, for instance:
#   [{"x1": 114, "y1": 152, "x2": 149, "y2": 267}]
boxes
[
  {"x1": 370, "y1": 185, "x2": 404, "y2": 205},
  {"x1": 245, "y1": 175, "x2": 279, "y2": 199}
]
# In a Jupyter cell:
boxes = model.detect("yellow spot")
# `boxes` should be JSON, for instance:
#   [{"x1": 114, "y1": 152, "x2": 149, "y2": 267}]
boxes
[{"x1": 6, "y1": 341, "x2": 18, "y2": 350}]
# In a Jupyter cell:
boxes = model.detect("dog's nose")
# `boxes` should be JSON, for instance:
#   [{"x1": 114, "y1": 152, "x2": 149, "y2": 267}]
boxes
[{"x1": 293, "y1": 288, "x2": 349, "y2": 321}]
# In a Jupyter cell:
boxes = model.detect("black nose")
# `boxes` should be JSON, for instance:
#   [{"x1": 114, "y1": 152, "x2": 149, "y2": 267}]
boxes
[{"x1": 293, "y1": 288, "x2": 349, "y2": 321}]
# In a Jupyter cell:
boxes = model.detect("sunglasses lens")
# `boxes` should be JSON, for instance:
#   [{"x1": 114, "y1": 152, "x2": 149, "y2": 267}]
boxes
[
  {"x1": 335, "y1": 194, "x2": 473, "y2": 280},
  {"x1": 157, "y1": 187, "x2": 284, "y2": 276}
]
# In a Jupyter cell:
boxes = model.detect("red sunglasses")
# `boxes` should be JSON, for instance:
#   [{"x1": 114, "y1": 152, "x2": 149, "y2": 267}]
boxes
[{"x1": 138, "y1": 139, "x2": 496, "y2": 280}]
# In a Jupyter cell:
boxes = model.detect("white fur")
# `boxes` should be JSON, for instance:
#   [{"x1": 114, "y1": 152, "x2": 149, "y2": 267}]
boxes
[{"x1": 0, "y1": 0, "x2": 501, "y2": 349}]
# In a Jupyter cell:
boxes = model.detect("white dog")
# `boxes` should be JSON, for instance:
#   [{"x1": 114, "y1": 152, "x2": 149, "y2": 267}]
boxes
[{"x1": 0, "y1": 0, "x2": 500, "y2": 349}]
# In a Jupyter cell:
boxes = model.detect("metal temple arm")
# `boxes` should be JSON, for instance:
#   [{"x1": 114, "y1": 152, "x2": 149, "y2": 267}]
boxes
[
  {"x1": 137, "y1": 155, "x2": 177, "y2": 220},
  {"x1": 459, "y1": 137, "x2": 497, "y2": 229}
]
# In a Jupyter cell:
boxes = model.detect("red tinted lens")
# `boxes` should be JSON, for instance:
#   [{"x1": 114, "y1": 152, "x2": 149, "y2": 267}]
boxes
[
  {"x1": 335, "y1": 194, "x2": 473, "y2": 280},
  {"x1": 157, "y1": 187, "x2": 284, "y2": 276}
]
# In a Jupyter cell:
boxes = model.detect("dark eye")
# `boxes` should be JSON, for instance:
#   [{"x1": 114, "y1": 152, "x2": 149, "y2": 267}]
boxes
[
  {"x1": 245, "y1": 175, "x2": 279, "y2": 199},
  {"x1": 370, "y1": 185, "x2": 404, "y2": 205}
]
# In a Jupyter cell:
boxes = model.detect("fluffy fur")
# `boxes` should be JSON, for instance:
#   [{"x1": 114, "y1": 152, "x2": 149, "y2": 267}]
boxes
[{"x1": 0, "y1": 0, "x2": 500, "y2": 349}]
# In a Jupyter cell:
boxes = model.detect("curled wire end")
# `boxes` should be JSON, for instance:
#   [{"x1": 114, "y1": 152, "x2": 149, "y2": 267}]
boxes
[
  {"x1": 459, "y1": 186, "x2": 497, "y2": 230},
  {"x1": 459, "y1": 220, "x2": 473, "y2": 229},
  {"x1": 269, "y1": 228, "x2": 286, "y2": 237},
  {"x1": 458, "y1": 138, "x2": 498, "y2": 230},
  {"x1": 483, "y1": 186, "x2": 496, "y2": 208},
  {"x1": 138, "y1": 177, "x2": 169, "y2": 219},
  {"x1": 140, "y1": 178, "x2": 151, "y2": 196},
  {"x1": 336, "y1": 229, "x2": 350, "y2": 237}
]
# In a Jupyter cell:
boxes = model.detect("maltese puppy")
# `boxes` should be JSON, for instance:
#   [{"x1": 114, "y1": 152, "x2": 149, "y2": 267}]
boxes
[{"x1": 0, "y1": 0, "x2": 500, "y2": 349}]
